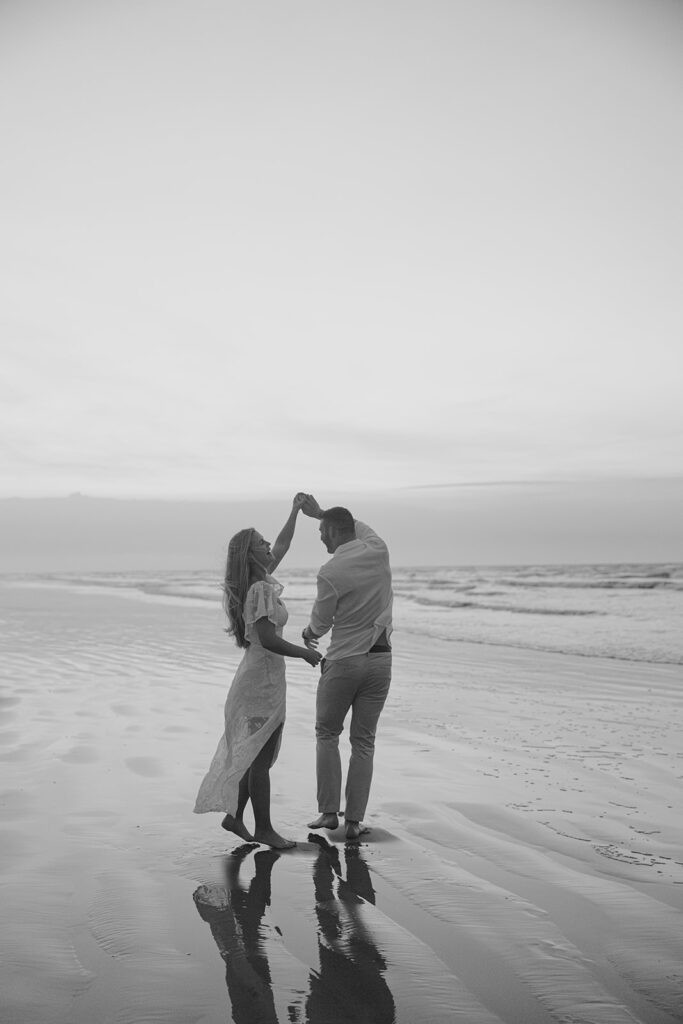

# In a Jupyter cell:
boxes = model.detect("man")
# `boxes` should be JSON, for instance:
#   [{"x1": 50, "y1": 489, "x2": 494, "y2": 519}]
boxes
[{"x1": 299, "y1": 494, "x2": 393, "y2": 841}]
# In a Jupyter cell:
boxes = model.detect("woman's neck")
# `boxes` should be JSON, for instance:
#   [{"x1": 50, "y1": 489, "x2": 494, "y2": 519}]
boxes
[{"x1": 249, "y1": 563, "x2": 268, "y2": 584}]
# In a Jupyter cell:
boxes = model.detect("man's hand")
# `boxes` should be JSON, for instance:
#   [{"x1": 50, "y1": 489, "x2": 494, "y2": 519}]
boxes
[
  {"x1": 299, "y1": 494, "x2": 323, "y2": 519},
  {"x1": 302, "y1": 626, "x2": 319, "y2": 650}
]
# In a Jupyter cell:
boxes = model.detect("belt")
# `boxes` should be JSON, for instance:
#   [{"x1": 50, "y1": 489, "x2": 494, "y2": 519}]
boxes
[{"x1": 368, "y1": 643, "x2": 392, "y2": 653}]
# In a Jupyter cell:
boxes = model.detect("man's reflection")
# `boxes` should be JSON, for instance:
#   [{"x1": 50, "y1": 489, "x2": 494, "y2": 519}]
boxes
[
  {"x1": 193, "y1": 843, "x2": 281, "y2": 1024},
  {"x1": 343, "y1": 842, "x2": 377, "y2": 905},
  {"x1": 306, "y1": 835, "x2": 395, "y2": 1023}
]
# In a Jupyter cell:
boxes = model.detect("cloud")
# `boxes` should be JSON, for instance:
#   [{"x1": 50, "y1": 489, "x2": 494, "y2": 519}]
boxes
[{"x1": 402, "y1": 480, "x2": 571, "y2": 490}]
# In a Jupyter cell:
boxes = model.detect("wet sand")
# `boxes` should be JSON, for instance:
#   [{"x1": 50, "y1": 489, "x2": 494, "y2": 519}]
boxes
[{"x1": 1, "y1": 581, "x2": 682, "y2": 1023}]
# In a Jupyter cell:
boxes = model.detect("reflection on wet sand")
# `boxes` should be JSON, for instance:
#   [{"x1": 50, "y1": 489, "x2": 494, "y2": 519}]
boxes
[
  {"x1": 194, "y1": 844, "x2": 282, "y2": 1023},
  {"x1": 193, "y1": 838, "x2": 396, "y2": 1023},
  {"x1": 307, "y1": 836, "x2": 395, "y2": 1023}
]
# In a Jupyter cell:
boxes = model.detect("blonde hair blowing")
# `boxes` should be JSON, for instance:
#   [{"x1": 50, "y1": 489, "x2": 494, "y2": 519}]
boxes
[{"x1": 223, "y1": 528, "x2": 257, "y2": 648}]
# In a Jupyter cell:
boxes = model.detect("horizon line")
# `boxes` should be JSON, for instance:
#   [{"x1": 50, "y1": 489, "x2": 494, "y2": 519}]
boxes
[{"x1": 1, "y1": 474, "x2": 683, "y2": 502}]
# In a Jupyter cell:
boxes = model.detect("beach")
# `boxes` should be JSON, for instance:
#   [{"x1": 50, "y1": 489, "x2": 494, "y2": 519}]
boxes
[{"x1": 1, "y1": 578, "x2": 682, "y2": 1024}]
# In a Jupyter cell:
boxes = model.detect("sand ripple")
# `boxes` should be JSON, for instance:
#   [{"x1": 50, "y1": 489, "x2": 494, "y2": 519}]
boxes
[{"x1": 376, "y1": 802, "x2": 683, "y2": 1023}]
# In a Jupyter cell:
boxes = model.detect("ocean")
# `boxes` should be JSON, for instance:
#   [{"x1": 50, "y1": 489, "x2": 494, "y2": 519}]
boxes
[{"x1": 3, "y1": 562, "x2": 682, "y2": 665}]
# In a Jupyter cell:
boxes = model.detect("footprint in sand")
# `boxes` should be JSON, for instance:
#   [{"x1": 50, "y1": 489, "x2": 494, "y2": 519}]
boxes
[
  {"x1": 124, "y1": 756, "x2": 165, "y2": 777},
  {"x1": 0, "y1": 789, "x2": 33, "y2": 820},
  {"x1": 0, "y1": 747, "x2": 31, "y2": 763},
  {"x1": 0, "y1": 828, "x2": 33, "y2": 868},
  {"x1": 61, "y1": 745, "x2": 100, "y2": 764},
  {"x1": 110, "y1": 703, "x2": 137, "y2": 717}
]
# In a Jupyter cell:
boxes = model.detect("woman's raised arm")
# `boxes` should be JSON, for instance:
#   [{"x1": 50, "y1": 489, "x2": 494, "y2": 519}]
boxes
[{"x1": 268, "y1": 493, "x2": 307, "y2": 571}]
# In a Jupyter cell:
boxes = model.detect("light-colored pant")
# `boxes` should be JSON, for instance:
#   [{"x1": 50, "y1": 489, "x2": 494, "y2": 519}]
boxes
[{"x1": 315, "y1": 652, "x2": 391, "y2": 822}]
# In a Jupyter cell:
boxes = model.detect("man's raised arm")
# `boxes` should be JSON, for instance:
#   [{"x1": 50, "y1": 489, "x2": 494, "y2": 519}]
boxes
[{"x1": 299, "y1": 494, "x2": 383, "y2": 544}]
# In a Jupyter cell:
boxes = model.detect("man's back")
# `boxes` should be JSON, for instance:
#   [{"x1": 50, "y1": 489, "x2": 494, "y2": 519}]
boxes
[{"x1": 311, "y1": 521, "x2": 393, "y2": 660}]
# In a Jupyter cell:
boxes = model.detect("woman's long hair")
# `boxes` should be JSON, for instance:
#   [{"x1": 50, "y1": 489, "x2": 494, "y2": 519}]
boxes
[{"x1": 223, "y1": 528, "x2": 256, "y2": 648}]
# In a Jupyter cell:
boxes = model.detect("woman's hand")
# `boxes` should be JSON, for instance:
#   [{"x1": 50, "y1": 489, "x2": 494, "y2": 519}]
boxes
[
  {"x1": 302, "y1": 648, "x2": 323, "y2": 667},
  {"x1": 293, "y1": 492, "x2": 308, "y2": 511}
]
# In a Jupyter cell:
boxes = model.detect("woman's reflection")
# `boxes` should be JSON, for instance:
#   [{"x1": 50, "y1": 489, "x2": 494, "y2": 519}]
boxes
[{"x1": 193, "y1": 843, "x2": 281, "y2": 1024}]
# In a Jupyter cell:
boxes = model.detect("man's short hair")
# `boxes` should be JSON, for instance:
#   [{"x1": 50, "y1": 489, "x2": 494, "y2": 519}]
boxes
[{"x1": 320, "y1": 506, "x2": 355, "y2": 533}]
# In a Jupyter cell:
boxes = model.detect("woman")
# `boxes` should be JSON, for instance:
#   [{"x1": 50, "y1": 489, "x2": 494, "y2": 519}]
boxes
[{"x1": 194, "y1": 494, "x2": 321, "y2": 849}]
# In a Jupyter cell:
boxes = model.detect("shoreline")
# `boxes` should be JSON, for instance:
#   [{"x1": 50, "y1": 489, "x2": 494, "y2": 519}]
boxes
[{"x1": 3, "y1": 574, "x2": 682, "y2": 666}]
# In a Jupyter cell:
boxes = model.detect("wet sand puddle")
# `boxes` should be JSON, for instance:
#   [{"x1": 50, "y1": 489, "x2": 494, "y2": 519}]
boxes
[{"x1": 190, "y1": 834, "x2": 504, "y2": 1024}]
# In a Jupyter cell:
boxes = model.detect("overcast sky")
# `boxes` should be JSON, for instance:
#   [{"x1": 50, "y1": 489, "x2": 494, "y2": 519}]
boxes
[{"x1": 1, "y1": 0, "x2": 682, "y2": 561}]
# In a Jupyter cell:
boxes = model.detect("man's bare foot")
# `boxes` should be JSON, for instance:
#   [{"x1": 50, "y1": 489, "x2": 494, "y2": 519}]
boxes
[
  {"x1": 345, "y1": 820, "x2": 370, "y2": 841},
  {"x1": 253, "y1": 827, "x2": 296, "y2": 850},
  {"x1": 307, "y1": 813, "x2": 339, "y2": 830},
  {"x1": 221, "y1": 814, "x2": 254, "y2": 842}
]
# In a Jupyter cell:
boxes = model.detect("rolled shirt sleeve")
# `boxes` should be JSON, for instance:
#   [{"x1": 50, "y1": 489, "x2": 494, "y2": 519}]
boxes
[{"x1": 308, "y1": 573, "x2": 339, "y2": 638}]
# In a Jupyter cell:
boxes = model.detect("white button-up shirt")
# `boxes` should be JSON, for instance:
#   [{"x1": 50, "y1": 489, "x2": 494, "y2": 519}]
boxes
[{"x1": 308, "y1": 521, "x2": 393, "y2": 661}]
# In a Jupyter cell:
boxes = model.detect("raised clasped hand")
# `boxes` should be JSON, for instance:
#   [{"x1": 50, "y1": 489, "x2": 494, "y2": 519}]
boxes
[{"x1": 299, "y1": 493, "x2": 321, "y2": 518}]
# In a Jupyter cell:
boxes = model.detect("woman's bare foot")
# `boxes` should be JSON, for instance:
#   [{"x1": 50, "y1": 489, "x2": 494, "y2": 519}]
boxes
[
  {"x1": 221, "y1": 814, "x2": 254, "y2": 842},
  {"x1": 345, "y1": 820, "x2": 370, "y2": 841},
  {"x1": 307, "y1": 812, "x2": 339, "y2": 830},
  {"x1": 253, "y1": 827, "x2": 296, "y2": 850}
]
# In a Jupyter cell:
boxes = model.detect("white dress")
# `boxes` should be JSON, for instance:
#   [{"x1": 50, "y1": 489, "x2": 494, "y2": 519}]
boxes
[{"x1": 194, "y1": 576, "x2": 288, "y2": 815}]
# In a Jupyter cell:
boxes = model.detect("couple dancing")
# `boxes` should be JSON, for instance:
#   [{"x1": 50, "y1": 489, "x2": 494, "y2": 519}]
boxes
[{"x1": 193, "y1": 493, "x2": 393, "y2": 848}]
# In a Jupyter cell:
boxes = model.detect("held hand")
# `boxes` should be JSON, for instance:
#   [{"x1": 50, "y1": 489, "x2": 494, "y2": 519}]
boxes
[
  {"x1": 303, "y1": 648, "x2": 323, "y2": 667},
  {"x1": 302, "y1": 627, "x2": 319, "y2": 650},
  {"x1": 300, "y1": 494, "x2": 322, "y2": 519},
  {"x1": 293, "y1": 492, "x2": 308, "y2": 511}
]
